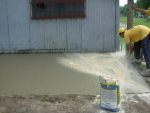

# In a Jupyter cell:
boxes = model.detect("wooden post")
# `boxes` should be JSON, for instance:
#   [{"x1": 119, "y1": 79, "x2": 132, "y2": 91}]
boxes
[
  {"x1": 126, "y1": 0, "x2": 134, "y2": 52},
  {"x1": 127, "y1": 0, "x2": 133, "y2": 29}
]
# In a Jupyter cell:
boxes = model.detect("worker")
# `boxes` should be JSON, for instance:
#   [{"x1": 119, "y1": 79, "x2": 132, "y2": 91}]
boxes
[
  {"x1": 118, "y1": 25, "x2": 150, "y2": 77},
  {"x1": 132, "y1": 5, "x2": 150, "y2": 16}
]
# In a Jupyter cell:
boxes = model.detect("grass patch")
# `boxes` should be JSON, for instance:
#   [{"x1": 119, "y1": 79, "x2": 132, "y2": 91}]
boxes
[
  {"x1": 120, "y1": 16, "x2": 150, "y2": 28},
  {"x1": 120, "y1": 16, "x2": 127, "y2": 25}
]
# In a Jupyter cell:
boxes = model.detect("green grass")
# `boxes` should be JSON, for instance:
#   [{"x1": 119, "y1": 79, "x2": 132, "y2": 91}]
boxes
[
  {"x1": 120, "y1": 16, "x2": 150, "y2": 28},
  {"x1": 120, "y1": 16, "x2": 127, "y2": 25}
]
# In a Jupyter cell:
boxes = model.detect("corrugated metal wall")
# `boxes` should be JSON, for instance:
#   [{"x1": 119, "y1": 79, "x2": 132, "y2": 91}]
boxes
[
  {"x1": 0, "y1": 0, "x2": 10, "y2": 52},
  {"x1": 0, "y1": 0, "x2": 119, "y2": 53}
]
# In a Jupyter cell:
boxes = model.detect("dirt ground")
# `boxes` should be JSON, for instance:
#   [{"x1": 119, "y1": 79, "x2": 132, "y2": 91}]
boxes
[
  {"x1": 0, "y1": 95, "x2": 97, "y2": 113},
  {"x1": 0, "y1": 94, "x2": 150, "y2": 113}
]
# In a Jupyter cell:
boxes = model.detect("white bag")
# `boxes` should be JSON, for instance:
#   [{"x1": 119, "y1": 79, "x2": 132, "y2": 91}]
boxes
[{"x1": 99, "y1": 76, "x2": 120, "y2": 112}]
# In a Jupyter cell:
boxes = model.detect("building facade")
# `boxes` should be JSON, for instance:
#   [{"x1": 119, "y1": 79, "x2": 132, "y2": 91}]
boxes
[{"x1": 0, "y1": 0, "x2": 119, "y2": 53}]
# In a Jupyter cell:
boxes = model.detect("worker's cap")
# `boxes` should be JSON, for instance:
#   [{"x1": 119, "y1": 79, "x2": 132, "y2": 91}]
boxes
[{"x1": 118, "y1": 27, "x2": 126, "y2": 34}]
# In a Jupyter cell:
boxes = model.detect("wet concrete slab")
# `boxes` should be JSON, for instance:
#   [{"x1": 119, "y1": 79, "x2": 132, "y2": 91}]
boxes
[
  {"x1": 0, "y1": 54, "x2": 99, "y2": 95},
  {"x1": 0, "y1": 53, "x2": 149, "y2": 96}
]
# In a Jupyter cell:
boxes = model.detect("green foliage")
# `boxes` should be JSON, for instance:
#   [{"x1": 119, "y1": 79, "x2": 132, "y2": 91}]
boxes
[
  {"x1": 120, "y1": 5, "x2": 128, "y2": 16},
  {"x1": 136, "y1": 0, "x2": 150, "y2": 9},
  {"x1": 119, "y1": 0, "x2": 150, "y2": 16}
]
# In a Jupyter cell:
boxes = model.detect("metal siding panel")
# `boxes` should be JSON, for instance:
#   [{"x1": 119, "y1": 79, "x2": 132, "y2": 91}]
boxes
[
  {"x1": 44, "y1": 20, "x2": 67, "y2": 52},
  {"x1": 82, "y1": 0, "x2": 104, "y2": 52},
  {"x1": 81, "y1": 0, "x2": 118, "y2": 52},
  {"x1": 30, "y1": 20, "x2": 45, "y2": 49},
  {"x1": 67, "y1": 19, "x2": 82, "y2": 52},
  {"x1": 103, "y1": 0, "x2": 116, "y2": 52},
  {"x1": 0, "y1": 0, "x2": 10, "y2": 53},
  {"x1": 7, "y1": 0, "x2": 30, "y2": 52},
  {"x1": 30, "y1": 19, "x2": 67, "y2": 52},
  {"x1": 115, "y1": 0, "x2": 120, "y2": 51}
]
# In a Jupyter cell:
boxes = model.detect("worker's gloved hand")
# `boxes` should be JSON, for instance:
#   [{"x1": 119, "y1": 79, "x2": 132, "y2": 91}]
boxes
[{"x1": 126, "y1": 43, "x2": 134, "y2": 59}]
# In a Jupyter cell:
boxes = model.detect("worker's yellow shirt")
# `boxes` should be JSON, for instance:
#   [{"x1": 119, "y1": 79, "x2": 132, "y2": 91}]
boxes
[
  {"x1": 145, "y1": 10, "x2": 150, "y2": 16},
  {"x1": 124, "y1": 25, "x2": 150, "y2": 44}
]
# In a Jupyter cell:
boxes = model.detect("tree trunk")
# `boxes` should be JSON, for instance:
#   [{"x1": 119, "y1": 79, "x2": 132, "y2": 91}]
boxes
[{"x1": 127, "y1": 0, "x2": 133, "y2": 29}]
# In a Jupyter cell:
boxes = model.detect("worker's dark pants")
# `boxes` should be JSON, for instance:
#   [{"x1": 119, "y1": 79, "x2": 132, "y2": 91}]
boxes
[
  {"x1": 134, "y1": 41, "x2": 142, "y2": 60},
  {"x1": 134, "y1": 33, "x2": 150, "y2": 69}
]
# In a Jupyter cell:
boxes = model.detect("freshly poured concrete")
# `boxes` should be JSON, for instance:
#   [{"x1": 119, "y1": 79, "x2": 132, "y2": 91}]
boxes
[
  {"x1": 0, "y1": 53, "x2": 149, "y2": 95},
  {"x1": 0, "y1": 54, "x2": 98, "y2": 95}
]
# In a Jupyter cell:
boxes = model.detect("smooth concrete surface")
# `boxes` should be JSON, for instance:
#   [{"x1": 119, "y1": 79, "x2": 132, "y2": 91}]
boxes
[
  {"x1": 0, "y1": 54, "x2": 99, "y2": 95},
  {"x1": 0, "y1": 53, "x2": 149, "y2": 95}
]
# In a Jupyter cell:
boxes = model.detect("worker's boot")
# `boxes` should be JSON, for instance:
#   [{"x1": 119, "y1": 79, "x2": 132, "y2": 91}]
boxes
[{"x1": 140, "y1": 69, "x2": 150, "y2": 77}]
